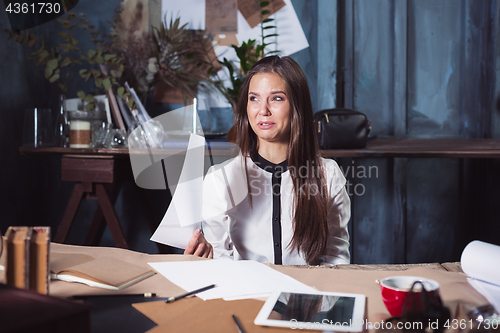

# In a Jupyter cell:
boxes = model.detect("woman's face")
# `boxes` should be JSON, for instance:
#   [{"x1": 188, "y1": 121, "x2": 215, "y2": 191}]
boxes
[{"x1": 247, "y1": 72, "x2": 291, "y2": 146}]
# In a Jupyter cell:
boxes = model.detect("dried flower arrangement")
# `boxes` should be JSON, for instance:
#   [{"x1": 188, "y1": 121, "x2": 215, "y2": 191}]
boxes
[
  {"x1": 5, "y1": 3, "x2": 219, "y2": 110},
  {"x1": 101, "y1": 9, "x2": 220, "y2": 105}
]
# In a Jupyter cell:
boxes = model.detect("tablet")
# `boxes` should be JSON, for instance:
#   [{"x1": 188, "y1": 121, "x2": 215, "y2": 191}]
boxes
[{"x1": 254, "y1": 289, "x2": 366, "y2": 332}]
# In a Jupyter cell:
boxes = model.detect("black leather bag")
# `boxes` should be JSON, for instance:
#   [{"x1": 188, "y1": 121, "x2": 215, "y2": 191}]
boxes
[{"x1": 314, "y1": 108, "x2": 371, "y2": 149}]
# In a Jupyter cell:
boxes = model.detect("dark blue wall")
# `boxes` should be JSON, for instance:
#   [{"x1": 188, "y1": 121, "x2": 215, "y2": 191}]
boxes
[{"x1": 1, "y1": 0, "x2": 499, "y2": 263}]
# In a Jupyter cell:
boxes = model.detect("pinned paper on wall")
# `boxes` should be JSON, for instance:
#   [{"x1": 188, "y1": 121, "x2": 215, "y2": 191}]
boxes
[
  {"x1": 205, "y1": 0, "x2": 238, "y2": 35},
  {"x1": 213, "y1": 34, "x2": 239, "y2": 47},
  {"x1": 162, "y1": 0, "x2": 206, "y2": 30},
  {"x1": 237, "y1": 0, "x2": 286, "y2": 29}
]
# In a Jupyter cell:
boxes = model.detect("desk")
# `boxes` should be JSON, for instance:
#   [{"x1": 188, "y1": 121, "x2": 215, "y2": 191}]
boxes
[{"x1": 1, "y1": 242, "x2": 490, "y2": 333}]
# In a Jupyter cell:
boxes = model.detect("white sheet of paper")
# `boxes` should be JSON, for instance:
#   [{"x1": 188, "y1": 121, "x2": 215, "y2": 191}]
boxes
[
  {"x1": 150, "y1": 134, "x2": 205, "y2": 248},
  {"x1": 461, "y1": 240, "x2": 500, "y2": 286},
  {"x1": 468, "y1": 278, "x2": 500, "y2": 313},
  {"x1": 148, "y1": 260, "x2": 316, "y2": 300},
  {"x1": 461, "y1": 241, "x2": 500, "y2": 313},
  {"x1": 162, "y1": 0, "x2": 205, "y2": 30}
]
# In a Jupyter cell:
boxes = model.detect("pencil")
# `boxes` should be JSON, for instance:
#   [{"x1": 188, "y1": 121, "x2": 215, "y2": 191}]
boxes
[
  {"x1": 72, "y1": 293, "x2": 156, "y2": 300},
  {"x1": 165, "y1": 284, "x2": 217, "y2": 303},
  {"x1": 232, "y1": 314, "x2": 246, "y2": 333}
]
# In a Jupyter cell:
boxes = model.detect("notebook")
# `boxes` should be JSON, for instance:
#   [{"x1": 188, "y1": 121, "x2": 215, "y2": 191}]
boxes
[{"x1": 51, "y1": 255, "x2": 155, "y2": 291}]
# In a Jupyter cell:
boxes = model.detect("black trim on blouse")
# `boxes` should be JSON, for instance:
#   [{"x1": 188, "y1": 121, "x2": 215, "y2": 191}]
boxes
[{"x1": 252, "y1": 153, "x2": 288, "y2": 265}]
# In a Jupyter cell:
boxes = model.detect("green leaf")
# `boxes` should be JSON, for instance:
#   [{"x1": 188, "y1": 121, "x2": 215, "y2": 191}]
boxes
[
  {"x1": 262, "y1": 18, "x2": 274, "y2": 23},
  {"x1": 59, "y1": 44, "x2": 70, "y2": 52},
  {"x1": 49, "y1": 73, "x2": 60, "y2": 83},
  {"x1": 79, "y1": 69, "x2": 88, "y2": 76},
  {"x1": 102, "y1": 78, "x2": 111, "y2": 91},
  {"x1": 59, "y1": 32, "x2": 71, "y2": 41},
  {"x1": 60, "y1": 58, "x2": 71, "y2": 67},
  {"x1": 261, "y1": 10, "x2": 271, "y2": 15},
  {"x1": 67, "y1": 12, "x2": 76, "y2": 21},
  {"x1": 260, "y1": 1, "x2": 270, "y2": 7},
  {"x1": 117, "y1": 87, "x2": 124, "y2": 97},
  {"x1": 47, "y1": 59, "x2": 58, "y2": 69},
  {"x1": 45, "y1": 67, "x2": 53, "y2": 79},
  {"x1": 85, "y1": 103, "x2": 95, "y2": 111},
  {"x1": 58, "y1": 82, "x2": 67, "y2": 92},
  {"x1": 262, "y1": 26, "x2": 276, "y2": 30},
  {"x1": 90, "y1": 69, "x2": 101, "y2": 77},
  {"x1": 104, "y1": 54, "x2": 116, "y2": 61},
  {"x1": 87, "y1": 49, "x2": 97, "y2": 58},
  {"x1": 84, "y1": 94, "x2": 94, "y2": 103},
  {"x1": 77, "y1": 91, "x2": 86, "y2": 100}
]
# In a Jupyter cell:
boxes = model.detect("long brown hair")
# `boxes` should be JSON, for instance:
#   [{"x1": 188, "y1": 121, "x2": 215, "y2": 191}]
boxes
[{"x1": 234, "y1": 55, "x2": 329, "y2": 263}]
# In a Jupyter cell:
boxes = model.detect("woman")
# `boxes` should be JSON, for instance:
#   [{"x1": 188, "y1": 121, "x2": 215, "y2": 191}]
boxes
[{"x1": 185, "y1": 55, "x2": 350, "y2": 265}]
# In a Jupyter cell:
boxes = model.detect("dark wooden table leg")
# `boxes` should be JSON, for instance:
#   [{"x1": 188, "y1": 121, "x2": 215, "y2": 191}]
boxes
[
  {"x1": 95, "y1": 183, "x2": 128, "y2": 249},
  {"x1": 84, "y1": 184, "x2": 116, "y2": 246},
  {"x1": 54, "y1": 182, "x2": 84, "y2": 243}
]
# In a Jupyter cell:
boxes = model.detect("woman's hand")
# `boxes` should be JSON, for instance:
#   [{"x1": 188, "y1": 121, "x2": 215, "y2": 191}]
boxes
[{"x1": 184, "y1": 228, "x2": 213, "y2": 259}]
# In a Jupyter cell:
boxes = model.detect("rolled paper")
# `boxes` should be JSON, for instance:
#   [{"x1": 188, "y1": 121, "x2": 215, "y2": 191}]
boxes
[
  {"x1": 69, "y1": 120, "x2": 91, "y2": 148},
  {"x1": 461, "y1": 240, "x2": 500, "y2": 285}
]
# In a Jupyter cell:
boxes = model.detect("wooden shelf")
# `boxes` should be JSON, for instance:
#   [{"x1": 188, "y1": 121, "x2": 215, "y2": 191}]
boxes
[{"x1": 321, "y1": 137, "x2": 500, "y2": 158}]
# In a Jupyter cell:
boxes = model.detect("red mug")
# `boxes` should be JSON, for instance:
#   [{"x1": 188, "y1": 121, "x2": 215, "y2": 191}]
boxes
[{"x1": 379, "y1": 276, "x2": 440, "y2": 317}]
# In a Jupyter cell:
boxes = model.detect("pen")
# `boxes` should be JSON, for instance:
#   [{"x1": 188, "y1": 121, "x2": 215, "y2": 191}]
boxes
[
  {"x1": 72, "y1": 293, "x2": 156, "y2": 300},
  {"x1": 232, "y1": 314, "x2": 246, "y2": 333},
  {"x1": 165, "y1": 284, "x2": 217, "y2": 303}
]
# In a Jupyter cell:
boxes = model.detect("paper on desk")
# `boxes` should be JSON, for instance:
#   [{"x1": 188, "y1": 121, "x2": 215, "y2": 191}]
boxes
[
  {"x1": 461, "y1": 240, "x2": 500, "y2": 312},
  {"x1": 148, "y1": 260, "x2": 316, "y2": 301},
  {"x1": 150, "y1": 134, "x2": 205, "y2": 248},
  {"x1": 467, "y1": 278, "x2": 500, "y2": 313}
]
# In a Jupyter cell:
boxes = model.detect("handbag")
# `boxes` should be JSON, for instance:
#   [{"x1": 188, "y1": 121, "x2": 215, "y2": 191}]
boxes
[{"x1": 314, "y1": 108, "x2": 371, "y2": 149}]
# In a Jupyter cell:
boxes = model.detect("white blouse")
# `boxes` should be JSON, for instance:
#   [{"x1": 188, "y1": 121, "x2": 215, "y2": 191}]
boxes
[{"x1": 201, "y1": 154, "x2": 351, "y2": 265}]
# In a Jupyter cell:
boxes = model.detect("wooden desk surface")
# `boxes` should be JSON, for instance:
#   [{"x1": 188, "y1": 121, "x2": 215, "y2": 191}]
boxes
[
  {"x1": 20, "y1": 137, "x2": 500, "y2": 159},
  {"x1": 0, "y1": 242, "x2": 488, "y2": 333}
]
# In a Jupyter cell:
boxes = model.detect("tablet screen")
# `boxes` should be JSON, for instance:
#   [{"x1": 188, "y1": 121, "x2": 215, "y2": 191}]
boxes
[
  {"x1": 269, "y1": 292, "x2": 355, "y2": 324},
  {"x1": 255, "y1": 290, "x2": 365, "y2": 331}
]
